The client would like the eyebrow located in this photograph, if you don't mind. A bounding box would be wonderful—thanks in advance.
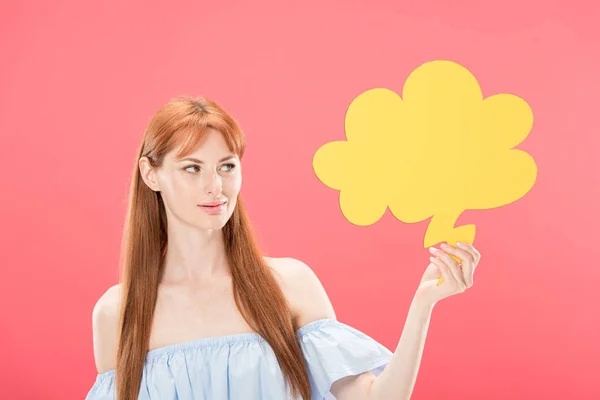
[178,155,237,164]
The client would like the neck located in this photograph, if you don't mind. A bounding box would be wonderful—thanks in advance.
[160,221,230,285]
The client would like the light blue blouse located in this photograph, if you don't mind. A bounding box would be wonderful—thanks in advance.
[85,318,393,400]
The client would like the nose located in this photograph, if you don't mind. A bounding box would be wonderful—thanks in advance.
[204,169,223,196]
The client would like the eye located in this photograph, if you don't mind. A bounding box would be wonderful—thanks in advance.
[183,164,200,173]
[221,163,236,172]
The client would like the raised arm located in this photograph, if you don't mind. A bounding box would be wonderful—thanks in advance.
[270,241,481,400]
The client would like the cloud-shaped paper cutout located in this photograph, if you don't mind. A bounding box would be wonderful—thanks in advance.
[313,60,537,252]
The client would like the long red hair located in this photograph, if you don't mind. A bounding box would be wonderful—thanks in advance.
[115,97,311,399]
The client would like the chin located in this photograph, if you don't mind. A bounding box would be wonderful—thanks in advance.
[192,201,236,230]
[196,214,233,231]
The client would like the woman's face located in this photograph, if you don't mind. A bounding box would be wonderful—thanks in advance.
[140,128,242,231]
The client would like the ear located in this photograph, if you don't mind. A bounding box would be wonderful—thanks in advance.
[138,156,161,192]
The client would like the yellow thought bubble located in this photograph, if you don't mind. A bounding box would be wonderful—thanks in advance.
[313,60,537,277]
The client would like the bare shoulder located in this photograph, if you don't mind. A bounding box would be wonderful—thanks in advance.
[264,256,336,328]
[91,284,122,374]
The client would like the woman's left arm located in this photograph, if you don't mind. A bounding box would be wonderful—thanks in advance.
[332,242,482,400]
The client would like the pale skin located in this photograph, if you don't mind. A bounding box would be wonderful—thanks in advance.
[92,128,481,400]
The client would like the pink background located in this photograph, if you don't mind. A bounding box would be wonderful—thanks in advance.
[1,0,599,398]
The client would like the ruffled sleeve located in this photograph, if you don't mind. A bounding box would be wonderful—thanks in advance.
[85,370,115,400]
[296,319,393,400]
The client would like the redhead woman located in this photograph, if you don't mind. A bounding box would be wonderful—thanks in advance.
[85,97,481,400]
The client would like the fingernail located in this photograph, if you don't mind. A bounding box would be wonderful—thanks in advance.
[441,243,449,249]
[456,242,464,247]
[429,247,438,253]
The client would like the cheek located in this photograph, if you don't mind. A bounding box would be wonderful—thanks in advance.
[159,174,199,205]
[224,173,242,194]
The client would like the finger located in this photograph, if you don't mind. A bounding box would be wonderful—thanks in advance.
[441,243,475,288]
[429,256,455,286]
[429,247,467,289]
[461,259,475,288]
[440,243,474,265]
[456,242,481,263]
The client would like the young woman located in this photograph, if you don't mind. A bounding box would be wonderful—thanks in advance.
[86,97,481,400]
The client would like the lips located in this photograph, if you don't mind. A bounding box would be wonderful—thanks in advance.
[198,200,227,215]
[200,201,226,207]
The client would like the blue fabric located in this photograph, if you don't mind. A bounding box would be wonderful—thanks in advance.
[85,318,393,400]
